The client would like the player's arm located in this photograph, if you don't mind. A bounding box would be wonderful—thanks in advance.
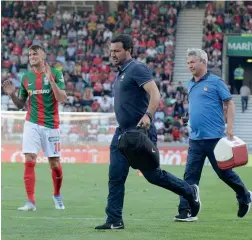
[223,99,235,133]
[134,64,160,128]
[50,82,67,103]
[2,80,27,109]
[45,63,67,103]
[142,81,161,118]
[217,79,235,139]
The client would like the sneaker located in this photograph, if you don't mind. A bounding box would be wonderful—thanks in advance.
[188,184,201,217]
[237,191,252,218]
[18,201,36,211]
[95,222,124,230]
[174,211,198,222]
[52,195,65,210]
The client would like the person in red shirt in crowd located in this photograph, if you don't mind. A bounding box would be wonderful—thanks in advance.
[91,99,101,112]
[146,38,156,48]
[215,14,224,28]
[99,62,110,73]
[12,43,22,55]
[93,81,104,96]
[215,31,223,41]
[81,61,90,73]
[151,2,159,15]
[96,2,105,15]
[172,126,181,141]
[93,54,102,66]
[213,39,222,50]
[233,13,241,24]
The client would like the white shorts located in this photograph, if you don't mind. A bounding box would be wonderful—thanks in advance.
[22,121,61,157]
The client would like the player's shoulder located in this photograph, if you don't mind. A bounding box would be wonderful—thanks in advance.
[51,67,64,83]
[131,60,149,71]
[50,67,63,75]
[133,60,147,67]
[206,72,226,85]
[207,72,222,81]
[20,71,32,82]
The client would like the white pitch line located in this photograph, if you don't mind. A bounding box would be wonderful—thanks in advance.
[11,216,252,223]
[13,216,164,222]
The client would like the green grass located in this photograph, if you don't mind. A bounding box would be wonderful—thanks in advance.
[2,163,252,240]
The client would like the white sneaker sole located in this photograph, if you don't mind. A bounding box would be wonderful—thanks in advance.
[242,191,252,218]
[174,216,198,222]
[193,184,201,216]
[18,206,36,211]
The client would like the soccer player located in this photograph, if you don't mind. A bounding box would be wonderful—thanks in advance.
[174,48,252,222]
[2,45,67,211]
[95,34,201,230]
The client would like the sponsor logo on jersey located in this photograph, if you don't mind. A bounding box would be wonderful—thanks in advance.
[59,76,64,82]
[43,76,49,85]
[28,89,50,96]
[48,136,60,142]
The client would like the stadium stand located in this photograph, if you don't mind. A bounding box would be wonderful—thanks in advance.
[203,1,252,73]
[1,1,252,143]
[1,1,190,143]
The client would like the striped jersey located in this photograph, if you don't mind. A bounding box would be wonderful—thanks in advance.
[19,68,65,129]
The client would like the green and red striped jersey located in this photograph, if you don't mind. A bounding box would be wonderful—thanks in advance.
[19,67,65,129]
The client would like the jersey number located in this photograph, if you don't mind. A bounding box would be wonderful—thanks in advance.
[54,142,60,152]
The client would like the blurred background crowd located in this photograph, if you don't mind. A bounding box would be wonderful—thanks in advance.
[1,1,252,144]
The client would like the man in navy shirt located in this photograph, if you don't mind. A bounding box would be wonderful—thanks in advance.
[174,48,252,222]
[95,35,201,230]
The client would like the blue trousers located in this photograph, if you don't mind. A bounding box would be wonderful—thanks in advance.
[106,126,194,223]
[178,139,251,213]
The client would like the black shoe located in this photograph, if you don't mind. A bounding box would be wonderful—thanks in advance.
[95,222,124,230]
[174,210,198,222]
[237,191,252,218]
[188,184,201,217]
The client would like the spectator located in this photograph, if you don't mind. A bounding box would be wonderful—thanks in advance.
[240,85,251,113]
[99,95,112,112]
[91,99,101,112]
[1,1,184,143]
[234,64,244,94]
[154,118,165,135]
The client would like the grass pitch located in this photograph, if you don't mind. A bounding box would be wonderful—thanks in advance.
[2,163,252,240]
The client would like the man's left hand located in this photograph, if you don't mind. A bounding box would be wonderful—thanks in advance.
[44,62,54,83]
[225,125,234,140]
[137,114,151,129]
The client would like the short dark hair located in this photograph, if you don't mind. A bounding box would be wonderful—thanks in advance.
[111,34,133,54]
[29,44,45,53]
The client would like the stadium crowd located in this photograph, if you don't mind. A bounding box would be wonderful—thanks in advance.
[1,1,251,143]
[203,1,252,71]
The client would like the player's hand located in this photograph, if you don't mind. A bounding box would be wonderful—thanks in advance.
[44,62,54,83]
[137,114,151,129]
[225,125,234,141]
[2,80,16,96]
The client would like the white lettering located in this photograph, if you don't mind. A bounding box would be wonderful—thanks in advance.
[30,89,50,96]
[228,42,252,51]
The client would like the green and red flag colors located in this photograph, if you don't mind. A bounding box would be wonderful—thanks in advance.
[19,68,65,129]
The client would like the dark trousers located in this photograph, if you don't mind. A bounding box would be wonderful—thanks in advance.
[178,139,250,213]
[235,80,243,94]
[241,96,248,112]
[106,126,194,223]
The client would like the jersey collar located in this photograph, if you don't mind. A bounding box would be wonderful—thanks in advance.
[117,59,134,73]
[191,71,210,83]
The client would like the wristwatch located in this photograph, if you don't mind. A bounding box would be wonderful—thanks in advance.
[145,112,153,122]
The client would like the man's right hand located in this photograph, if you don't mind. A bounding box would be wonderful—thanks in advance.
[2,80,16,96]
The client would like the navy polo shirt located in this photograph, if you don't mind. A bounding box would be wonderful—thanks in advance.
[188,73,232,140]
[114,59,152,130]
